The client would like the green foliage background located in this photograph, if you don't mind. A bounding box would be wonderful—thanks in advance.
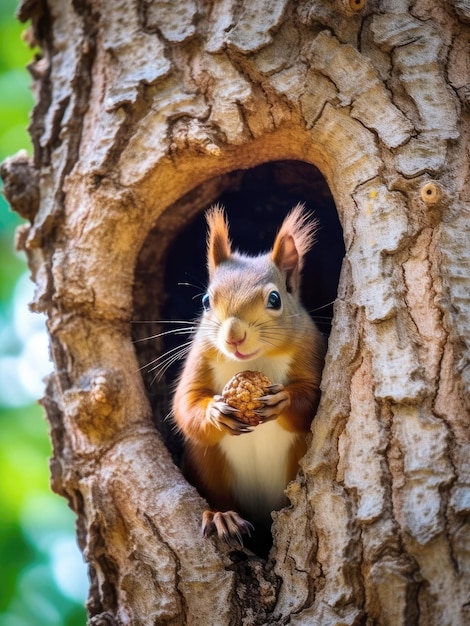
[0,2,87,624]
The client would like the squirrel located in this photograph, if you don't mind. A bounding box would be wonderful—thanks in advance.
[172,203,326,548]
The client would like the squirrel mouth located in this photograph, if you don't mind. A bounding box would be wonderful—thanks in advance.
[233,349,259,361]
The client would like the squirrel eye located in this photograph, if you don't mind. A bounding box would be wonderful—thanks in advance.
[267,290,282,310]
[202,293,210,311]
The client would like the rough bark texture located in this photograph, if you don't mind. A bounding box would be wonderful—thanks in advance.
[2,0,470,624]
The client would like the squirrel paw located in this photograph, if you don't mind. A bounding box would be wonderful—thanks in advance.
[255,384,290,420]
[202,510,254,547]
[208,396,253,435]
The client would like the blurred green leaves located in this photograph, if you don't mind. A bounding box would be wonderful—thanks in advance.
[0,2,88,624]
[0,0,33,200]
[0,0,31,306]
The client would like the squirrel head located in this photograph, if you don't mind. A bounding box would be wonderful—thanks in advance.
[202,204,317,362]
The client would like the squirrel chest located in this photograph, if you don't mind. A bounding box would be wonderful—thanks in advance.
[212,354,297,523]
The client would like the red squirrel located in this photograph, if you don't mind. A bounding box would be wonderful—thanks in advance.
[173,204,326,546]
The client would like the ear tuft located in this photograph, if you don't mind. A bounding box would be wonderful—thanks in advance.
[206,204,232,275]
[271,203,318,292]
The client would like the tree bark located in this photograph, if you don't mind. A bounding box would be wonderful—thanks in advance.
[2,0,470,624]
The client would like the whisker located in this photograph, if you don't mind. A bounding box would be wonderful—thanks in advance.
[150,348,191,385]
[259,336,286,344]
[259,337,278,349]
[162,409,174,424]
[151,353,183,376]
[132,327,196,343]
[177,273,206,291]
[308,300,337,313]
[159,345,191,373]
[130,320,195,325]
[199,320,221,334]
[139,342,192,373]
[148,343,193,371]
[178,281,204,290]
[259,326,291,337]
[250,314,265,328]
[144,344,193,385]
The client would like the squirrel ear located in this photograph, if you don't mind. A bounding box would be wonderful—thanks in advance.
[271,234,300,293]
[271,204,317,293]
[206,204,231,275]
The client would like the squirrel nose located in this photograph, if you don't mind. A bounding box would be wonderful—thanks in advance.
[226,332,246,347]
[223,318,247,347]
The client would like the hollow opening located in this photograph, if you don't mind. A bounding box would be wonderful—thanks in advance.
[132,160,345,539]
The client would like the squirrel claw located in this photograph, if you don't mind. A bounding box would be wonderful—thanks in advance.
[202,510,254,547]
[254,386,290,419]
[209,399,253,434]
[266,384,285,394]
[212,398,240,415]
[220,415,253,435]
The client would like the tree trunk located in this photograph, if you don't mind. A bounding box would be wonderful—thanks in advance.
[3,0,469,624]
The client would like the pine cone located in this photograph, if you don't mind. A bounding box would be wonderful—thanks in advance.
[222,370,272,426]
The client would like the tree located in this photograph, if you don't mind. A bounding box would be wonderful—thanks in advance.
[2,0,469,624]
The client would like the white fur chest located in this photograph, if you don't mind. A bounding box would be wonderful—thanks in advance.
[213,353,296,523]
[219,419,298,523]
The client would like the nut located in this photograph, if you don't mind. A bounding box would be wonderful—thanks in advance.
[222,370,272,425]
